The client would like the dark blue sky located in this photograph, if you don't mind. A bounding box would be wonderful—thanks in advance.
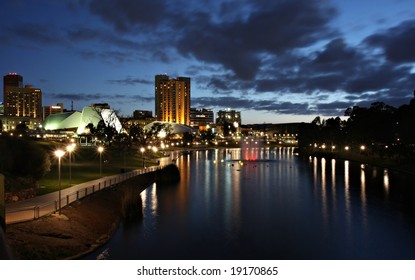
[1,0,414,123]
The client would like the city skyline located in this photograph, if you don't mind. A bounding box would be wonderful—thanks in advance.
[1,0,415,124]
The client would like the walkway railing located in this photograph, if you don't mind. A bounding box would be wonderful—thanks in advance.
[5,166,163,225]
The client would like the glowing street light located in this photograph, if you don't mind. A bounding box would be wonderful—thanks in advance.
[66,144,75,186]
[360,145,366,155]
[140,147,145,168]
[54,149,65,215]
[98,146,104,176]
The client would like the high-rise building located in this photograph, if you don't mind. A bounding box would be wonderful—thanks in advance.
[155,74,191,125]
[3,72,23,89]
[3,73,42,119]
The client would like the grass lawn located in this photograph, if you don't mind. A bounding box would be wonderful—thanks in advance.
[37,145,161,195]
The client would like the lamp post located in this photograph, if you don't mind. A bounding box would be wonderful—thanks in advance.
[66,144,75,186]
[54,149,65,215]
[360,145,366,155]
[98,146,104,176]
[140,147,145,168]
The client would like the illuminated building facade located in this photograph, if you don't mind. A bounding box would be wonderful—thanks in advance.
[43,103,64,120]
[190,108,214,128]
[216,109,241,127]
[3,73,42,119]
[155,74,190,125]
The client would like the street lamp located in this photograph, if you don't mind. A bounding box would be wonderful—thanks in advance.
[54,149,65,215]
[360,145,366,155]
[66,144,75,186]
[98,146,104,176]
[140,147,145,168]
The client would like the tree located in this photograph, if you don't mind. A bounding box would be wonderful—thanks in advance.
[128,122,172,148]
[0,135,51,191]
[84,123,96,134]
[200,128,216,144]
[143,122,172,146]
[222,121,236,137]
[182,132,195,147]
[89,107,122,145]
[15,122,28,136]
[128,124,147,146]
[344,103,396,145]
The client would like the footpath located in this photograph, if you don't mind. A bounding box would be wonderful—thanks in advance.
[5,167,161,224]
[4,169,157,260]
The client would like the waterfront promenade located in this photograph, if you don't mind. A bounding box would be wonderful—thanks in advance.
[5,166,161,225]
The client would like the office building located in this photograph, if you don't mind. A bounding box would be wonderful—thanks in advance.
[216,109,241,127]
[3,72,23,89]
[43,103,64,120]
[3,73,42,119]
[155,74,190,125]
[133,110,153,119]
[190,108,214,128]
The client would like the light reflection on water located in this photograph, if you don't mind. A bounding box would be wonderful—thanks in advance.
[85,147,415,260]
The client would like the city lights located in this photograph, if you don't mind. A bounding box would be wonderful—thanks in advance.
[97,146,104,176]
[54,149,65,215]
[140,147,145,168]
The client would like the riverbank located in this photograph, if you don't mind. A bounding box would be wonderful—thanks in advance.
[5,172,155,260]
[299,148,415,176]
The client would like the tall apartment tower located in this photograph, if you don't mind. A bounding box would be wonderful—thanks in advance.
[155,74,191,125]
[3,73,42,119]
[3,72,23,89]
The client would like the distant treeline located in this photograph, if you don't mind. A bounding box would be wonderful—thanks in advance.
[298,97,415,161]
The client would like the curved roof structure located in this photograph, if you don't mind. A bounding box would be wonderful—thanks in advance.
[43,112,80,131]
[43,107,123,134]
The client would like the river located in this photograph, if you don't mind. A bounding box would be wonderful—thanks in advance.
[85,147,415,260]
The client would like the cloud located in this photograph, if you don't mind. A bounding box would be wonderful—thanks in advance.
[8,23,67,46]
[175,0,337,80]
[88,0,169,32]
[192,96,315,115]
[85,0,337,80]
[48,92,154,103]
[364,20,415,63]
[107,77,152,86]
[315,101,351,114]
[3,0,415,122]
[77,49,137,63]
[48,93,105,101]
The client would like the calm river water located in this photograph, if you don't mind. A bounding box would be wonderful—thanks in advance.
[86,147,415,260]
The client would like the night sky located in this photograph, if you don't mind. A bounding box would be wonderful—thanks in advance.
[1,0,414,124]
